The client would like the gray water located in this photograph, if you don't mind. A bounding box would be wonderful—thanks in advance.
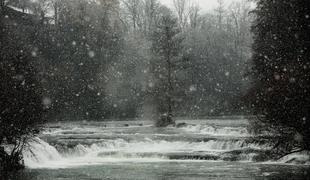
[8,119,310,179]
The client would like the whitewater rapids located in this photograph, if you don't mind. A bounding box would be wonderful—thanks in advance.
[22,119,309,169]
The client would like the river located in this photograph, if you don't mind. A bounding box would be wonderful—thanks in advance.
[8,118,310,179]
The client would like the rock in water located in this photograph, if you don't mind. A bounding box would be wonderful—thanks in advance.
[156,114,175,127]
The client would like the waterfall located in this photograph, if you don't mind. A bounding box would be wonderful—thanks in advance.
[180,124,250,137]
[23,138,63,168]
[22,138,266,168]
[22,120,307,169]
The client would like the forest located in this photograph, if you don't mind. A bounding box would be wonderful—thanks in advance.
[1,0,309,175]
[1,0,253,122]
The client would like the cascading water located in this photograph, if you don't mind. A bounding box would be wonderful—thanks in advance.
[180,124,250,137]
[21,120,309,169]
[23,138,63,168]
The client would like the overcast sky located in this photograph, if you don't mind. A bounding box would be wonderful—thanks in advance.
[160,0,246,12]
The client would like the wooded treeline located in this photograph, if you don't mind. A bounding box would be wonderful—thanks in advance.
[120,0,253,119]
[1,3,44,171]
[1,0,254,122]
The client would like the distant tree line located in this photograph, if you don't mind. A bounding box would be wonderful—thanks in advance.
[1,0,255,123]
[120,0,254,119]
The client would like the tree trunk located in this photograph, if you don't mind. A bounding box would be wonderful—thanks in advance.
[165,25,173,118]
[167,54,172,117]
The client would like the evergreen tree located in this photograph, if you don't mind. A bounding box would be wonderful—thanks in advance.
[151,10,183,126]
[0,9,43,171]
[250,0,310,152]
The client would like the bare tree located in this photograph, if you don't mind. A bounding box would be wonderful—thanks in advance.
[215,0,225,30]
[189,2,200,29]
[173,0,191,31]
[122,0,142,30]
[51,0,60,25]
[229,0,252,60]
[143,0,160,34]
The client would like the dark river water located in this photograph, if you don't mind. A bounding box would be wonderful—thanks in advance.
[4,119,310,180]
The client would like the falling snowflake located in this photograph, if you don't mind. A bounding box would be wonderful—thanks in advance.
[274,74,281,80]
[31,51,37,57]
[189,85,197,92]
[148,82,154,88]
[289,77,296,83]
[88,51,95,58]
[42,97,52,108]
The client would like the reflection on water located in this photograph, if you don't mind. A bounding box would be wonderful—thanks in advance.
[5,162,310,180]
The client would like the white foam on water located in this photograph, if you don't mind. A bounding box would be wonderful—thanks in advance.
[19,120,310,170]
[65,139,262,154]
[23,138,166,169]
[23,138,63,168]
[180,124,250,137]
[23,136,267,169]
[25,120,305,169]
